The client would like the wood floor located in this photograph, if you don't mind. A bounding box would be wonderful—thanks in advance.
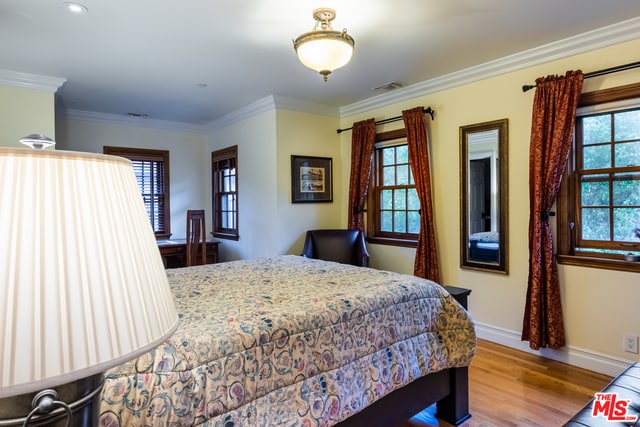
[397,339,613,427]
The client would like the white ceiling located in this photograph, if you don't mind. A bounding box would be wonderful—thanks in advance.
[1,0,640,125]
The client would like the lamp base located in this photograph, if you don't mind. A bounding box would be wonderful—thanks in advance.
[0,373,103,426]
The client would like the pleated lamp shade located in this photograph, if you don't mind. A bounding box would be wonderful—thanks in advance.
[0,147,179,399]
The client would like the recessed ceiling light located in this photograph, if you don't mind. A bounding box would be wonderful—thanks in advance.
[197,83,208,88]
[63,2,88,14]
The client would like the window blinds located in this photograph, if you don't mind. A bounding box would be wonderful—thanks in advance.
[132,159,165,233]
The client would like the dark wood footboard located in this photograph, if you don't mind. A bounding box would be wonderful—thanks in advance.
[336,366,470,427]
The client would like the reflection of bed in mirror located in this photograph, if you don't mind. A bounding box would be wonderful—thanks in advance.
[469,231,499,263]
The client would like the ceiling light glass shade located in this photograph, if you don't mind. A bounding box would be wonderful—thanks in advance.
[293,8,355,81]
[295,35,354,78]
[0,148,179,398]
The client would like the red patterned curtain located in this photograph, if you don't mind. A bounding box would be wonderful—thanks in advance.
[402,107,440,283]
[522,70,584,350]
[347,118,376,231]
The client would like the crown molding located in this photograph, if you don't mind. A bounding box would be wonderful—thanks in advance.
[206,96,276,132]
[58,109,208,134]
[206,95,339,132]
[60,94,339,133]
[0,69,66,92]
[272,96,340,118]
[340,16,640,117]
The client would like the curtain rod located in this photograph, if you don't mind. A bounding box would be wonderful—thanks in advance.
[521,60,640,92]
[336,106,434,134]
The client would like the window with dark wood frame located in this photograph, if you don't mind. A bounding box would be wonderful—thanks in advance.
[367,129,419,247]
[557,82,640,273]
[103,146,171,239]
[212,145,239,240]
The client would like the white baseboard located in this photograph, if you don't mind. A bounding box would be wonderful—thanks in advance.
[474,321,634,377]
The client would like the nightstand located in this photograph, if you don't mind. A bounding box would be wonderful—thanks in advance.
[443,286,471,310]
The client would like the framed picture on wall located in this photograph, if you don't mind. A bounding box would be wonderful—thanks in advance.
[291,155,333,203]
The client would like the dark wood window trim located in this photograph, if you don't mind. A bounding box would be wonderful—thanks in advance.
[367,128,418,248]
[212,145,239,241]
[556,82,640,273]
[103,146,171,239]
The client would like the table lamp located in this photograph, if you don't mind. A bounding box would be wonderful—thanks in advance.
[0,147,179,425]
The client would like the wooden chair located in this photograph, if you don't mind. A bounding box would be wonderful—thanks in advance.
[186,209,206,267]
[301,229,370,267]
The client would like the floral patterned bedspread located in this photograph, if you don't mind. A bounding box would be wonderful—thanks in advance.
[100,255,476,426]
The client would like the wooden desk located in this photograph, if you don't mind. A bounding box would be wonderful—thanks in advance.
[157,239,219,268]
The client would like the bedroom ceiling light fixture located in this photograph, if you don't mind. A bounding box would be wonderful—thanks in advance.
[0,147,178,425]
[293,8,355,82]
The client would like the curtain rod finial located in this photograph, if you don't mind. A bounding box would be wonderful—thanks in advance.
[522,84,536,92]
[424,106,434,120]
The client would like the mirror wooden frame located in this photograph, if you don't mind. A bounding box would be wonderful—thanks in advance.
[459,118,509,273]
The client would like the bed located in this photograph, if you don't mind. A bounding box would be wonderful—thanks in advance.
[99,255,476,426]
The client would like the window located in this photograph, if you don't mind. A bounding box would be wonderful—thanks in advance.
[367,129,419,247]
[103,146,170,238]
[557,83,640,272]
[212,145,239,240]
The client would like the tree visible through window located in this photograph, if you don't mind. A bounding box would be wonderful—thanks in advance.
[212,145,239,240]
[557,83,640,271]
[103,146,171,238]
[578,109,640,244]
[367,130,419,246]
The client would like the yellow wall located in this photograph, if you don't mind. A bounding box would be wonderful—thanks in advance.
[0,86,56,147]
[208,110,279,260]
[339,38,640,372]
[275,109,343,254]
[55,117,209,239]
[208,107,342,260]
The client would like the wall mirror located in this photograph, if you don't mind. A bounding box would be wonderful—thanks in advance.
[460,118,508,273]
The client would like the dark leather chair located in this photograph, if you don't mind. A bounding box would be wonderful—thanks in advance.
[186,209,206,267]
[301,229,370,267]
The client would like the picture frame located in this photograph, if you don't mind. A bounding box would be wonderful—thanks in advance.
[291,155,333,203]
